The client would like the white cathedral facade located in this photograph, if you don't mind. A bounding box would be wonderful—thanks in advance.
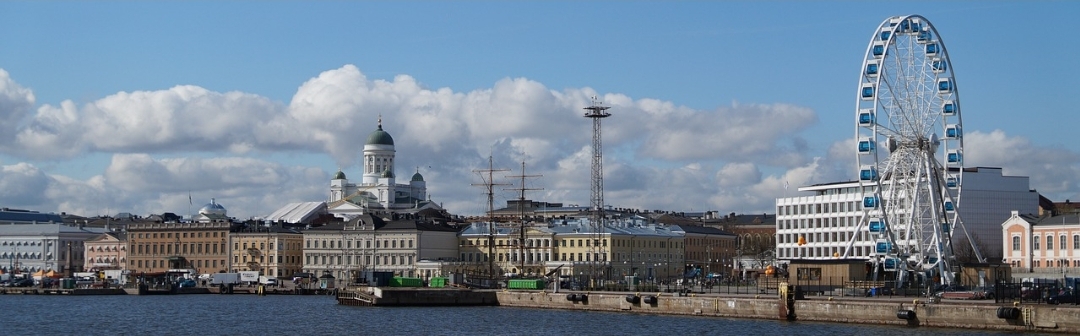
[326,118,441,219]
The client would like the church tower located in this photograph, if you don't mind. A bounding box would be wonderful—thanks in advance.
[362,116,396,185]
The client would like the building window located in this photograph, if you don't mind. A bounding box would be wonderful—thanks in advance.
[1034,236,1040,250]
[1047,235,1054,250]
[1074,235,1080,250]
[1012,236,1021,251]
[1061,236,1068,253]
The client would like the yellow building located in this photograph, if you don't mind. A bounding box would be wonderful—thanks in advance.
[459,219,685,283]
[458,223,556,277]
[230,226,304,278]
[126,222,231,274]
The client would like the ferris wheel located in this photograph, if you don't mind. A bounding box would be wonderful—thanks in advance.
[849,15,983,286]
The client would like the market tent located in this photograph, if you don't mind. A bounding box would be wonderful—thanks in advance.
[45,270,61,278]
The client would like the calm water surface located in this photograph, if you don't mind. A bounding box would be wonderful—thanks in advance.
[0,295,1048,335]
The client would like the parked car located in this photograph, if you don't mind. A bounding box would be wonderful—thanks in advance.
[973,286,995,300]
[8,278,34,287]
[177,279,198,288]
[1047,288,1076,305]
[933,285,967,297]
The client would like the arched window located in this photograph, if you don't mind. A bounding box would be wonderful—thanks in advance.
[1012,236,1021,251]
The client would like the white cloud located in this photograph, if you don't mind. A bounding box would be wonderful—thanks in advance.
[0,66,1076,218]
[0,69,36,149]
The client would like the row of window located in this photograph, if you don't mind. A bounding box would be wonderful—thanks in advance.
[132,243,225,255]
[236,255,299,264]
[778,200,863,216]
[462,238,685,249]
[306,238,413,249]
[1009,259,1080,268]
[305,254,413,266]
[778,232,870,245]
[778,217,862,230]
[130,259,224,269]
[777,246,870,259]
[134,231,222,239]
[1011,235,1080,251]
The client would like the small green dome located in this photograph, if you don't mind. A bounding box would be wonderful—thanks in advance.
[333,170,347,180]
[411,172,424,182]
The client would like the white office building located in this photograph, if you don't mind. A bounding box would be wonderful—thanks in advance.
[775,167,1037,262]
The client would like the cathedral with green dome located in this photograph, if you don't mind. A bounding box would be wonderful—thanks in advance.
[326,117,440,218]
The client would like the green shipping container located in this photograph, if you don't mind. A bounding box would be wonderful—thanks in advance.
[389,276,424,287]
[507,279,546,290]
[428,277,447,288]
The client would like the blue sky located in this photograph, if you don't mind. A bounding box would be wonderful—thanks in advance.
[0,2,1077,219]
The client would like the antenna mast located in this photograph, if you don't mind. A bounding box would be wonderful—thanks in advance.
[583,97,612,287]
[506,161,542,277]
[473,155,509,282]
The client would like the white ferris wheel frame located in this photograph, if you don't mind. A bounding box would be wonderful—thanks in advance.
[844,15,984,285]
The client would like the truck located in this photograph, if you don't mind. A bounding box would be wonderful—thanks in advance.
[239,271,259,283]
[258,276,278,286]
[102,270,130,285]
[210,273,241,285]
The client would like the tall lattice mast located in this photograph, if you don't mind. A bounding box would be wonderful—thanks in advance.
[584,97,611,285]
[473,155,509,281]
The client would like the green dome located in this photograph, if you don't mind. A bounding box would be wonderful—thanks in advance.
[366,124,395,146]
[411,172,424,182]
[333,170,346,180]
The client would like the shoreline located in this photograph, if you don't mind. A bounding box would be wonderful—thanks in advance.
[493,290,1077,334]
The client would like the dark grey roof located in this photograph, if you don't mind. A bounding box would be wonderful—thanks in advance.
[0,209,64,223]
[670,224,736,236]
[1034,213,1080,226]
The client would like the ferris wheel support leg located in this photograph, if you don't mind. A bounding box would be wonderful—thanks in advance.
[842,214,872,258]
[953,218,986,263]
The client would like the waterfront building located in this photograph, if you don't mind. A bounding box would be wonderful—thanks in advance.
[457,222,556,277]
[326,118,443,218]
[0,209,102,275]
[302,214,459,281]
[775,167,1037,263]
[126,221,231,274]
[455,216,689,282]
[84,231,127,271]
[1001,211,1080,276]
[229,225,303,278]
[670,225,736,278]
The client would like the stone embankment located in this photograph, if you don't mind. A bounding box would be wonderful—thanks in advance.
[495,291,1079,334]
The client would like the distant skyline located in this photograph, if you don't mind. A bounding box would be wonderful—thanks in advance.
[0,2,1078,219]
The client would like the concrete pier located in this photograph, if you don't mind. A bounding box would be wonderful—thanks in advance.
[495,291,1080,334]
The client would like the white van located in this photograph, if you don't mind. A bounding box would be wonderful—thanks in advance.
[259,276,278,286]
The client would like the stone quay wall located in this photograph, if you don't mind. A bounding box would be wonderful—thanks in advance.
[495,291,1080,334]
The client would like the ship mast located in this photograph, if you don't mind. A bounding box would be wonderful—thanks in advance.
[506,161,542,276]
[473,155,508,282]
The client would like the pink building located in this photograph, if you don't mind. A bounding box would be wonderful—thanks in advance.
[84,232,127,271]
[1001,211,1080,273]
